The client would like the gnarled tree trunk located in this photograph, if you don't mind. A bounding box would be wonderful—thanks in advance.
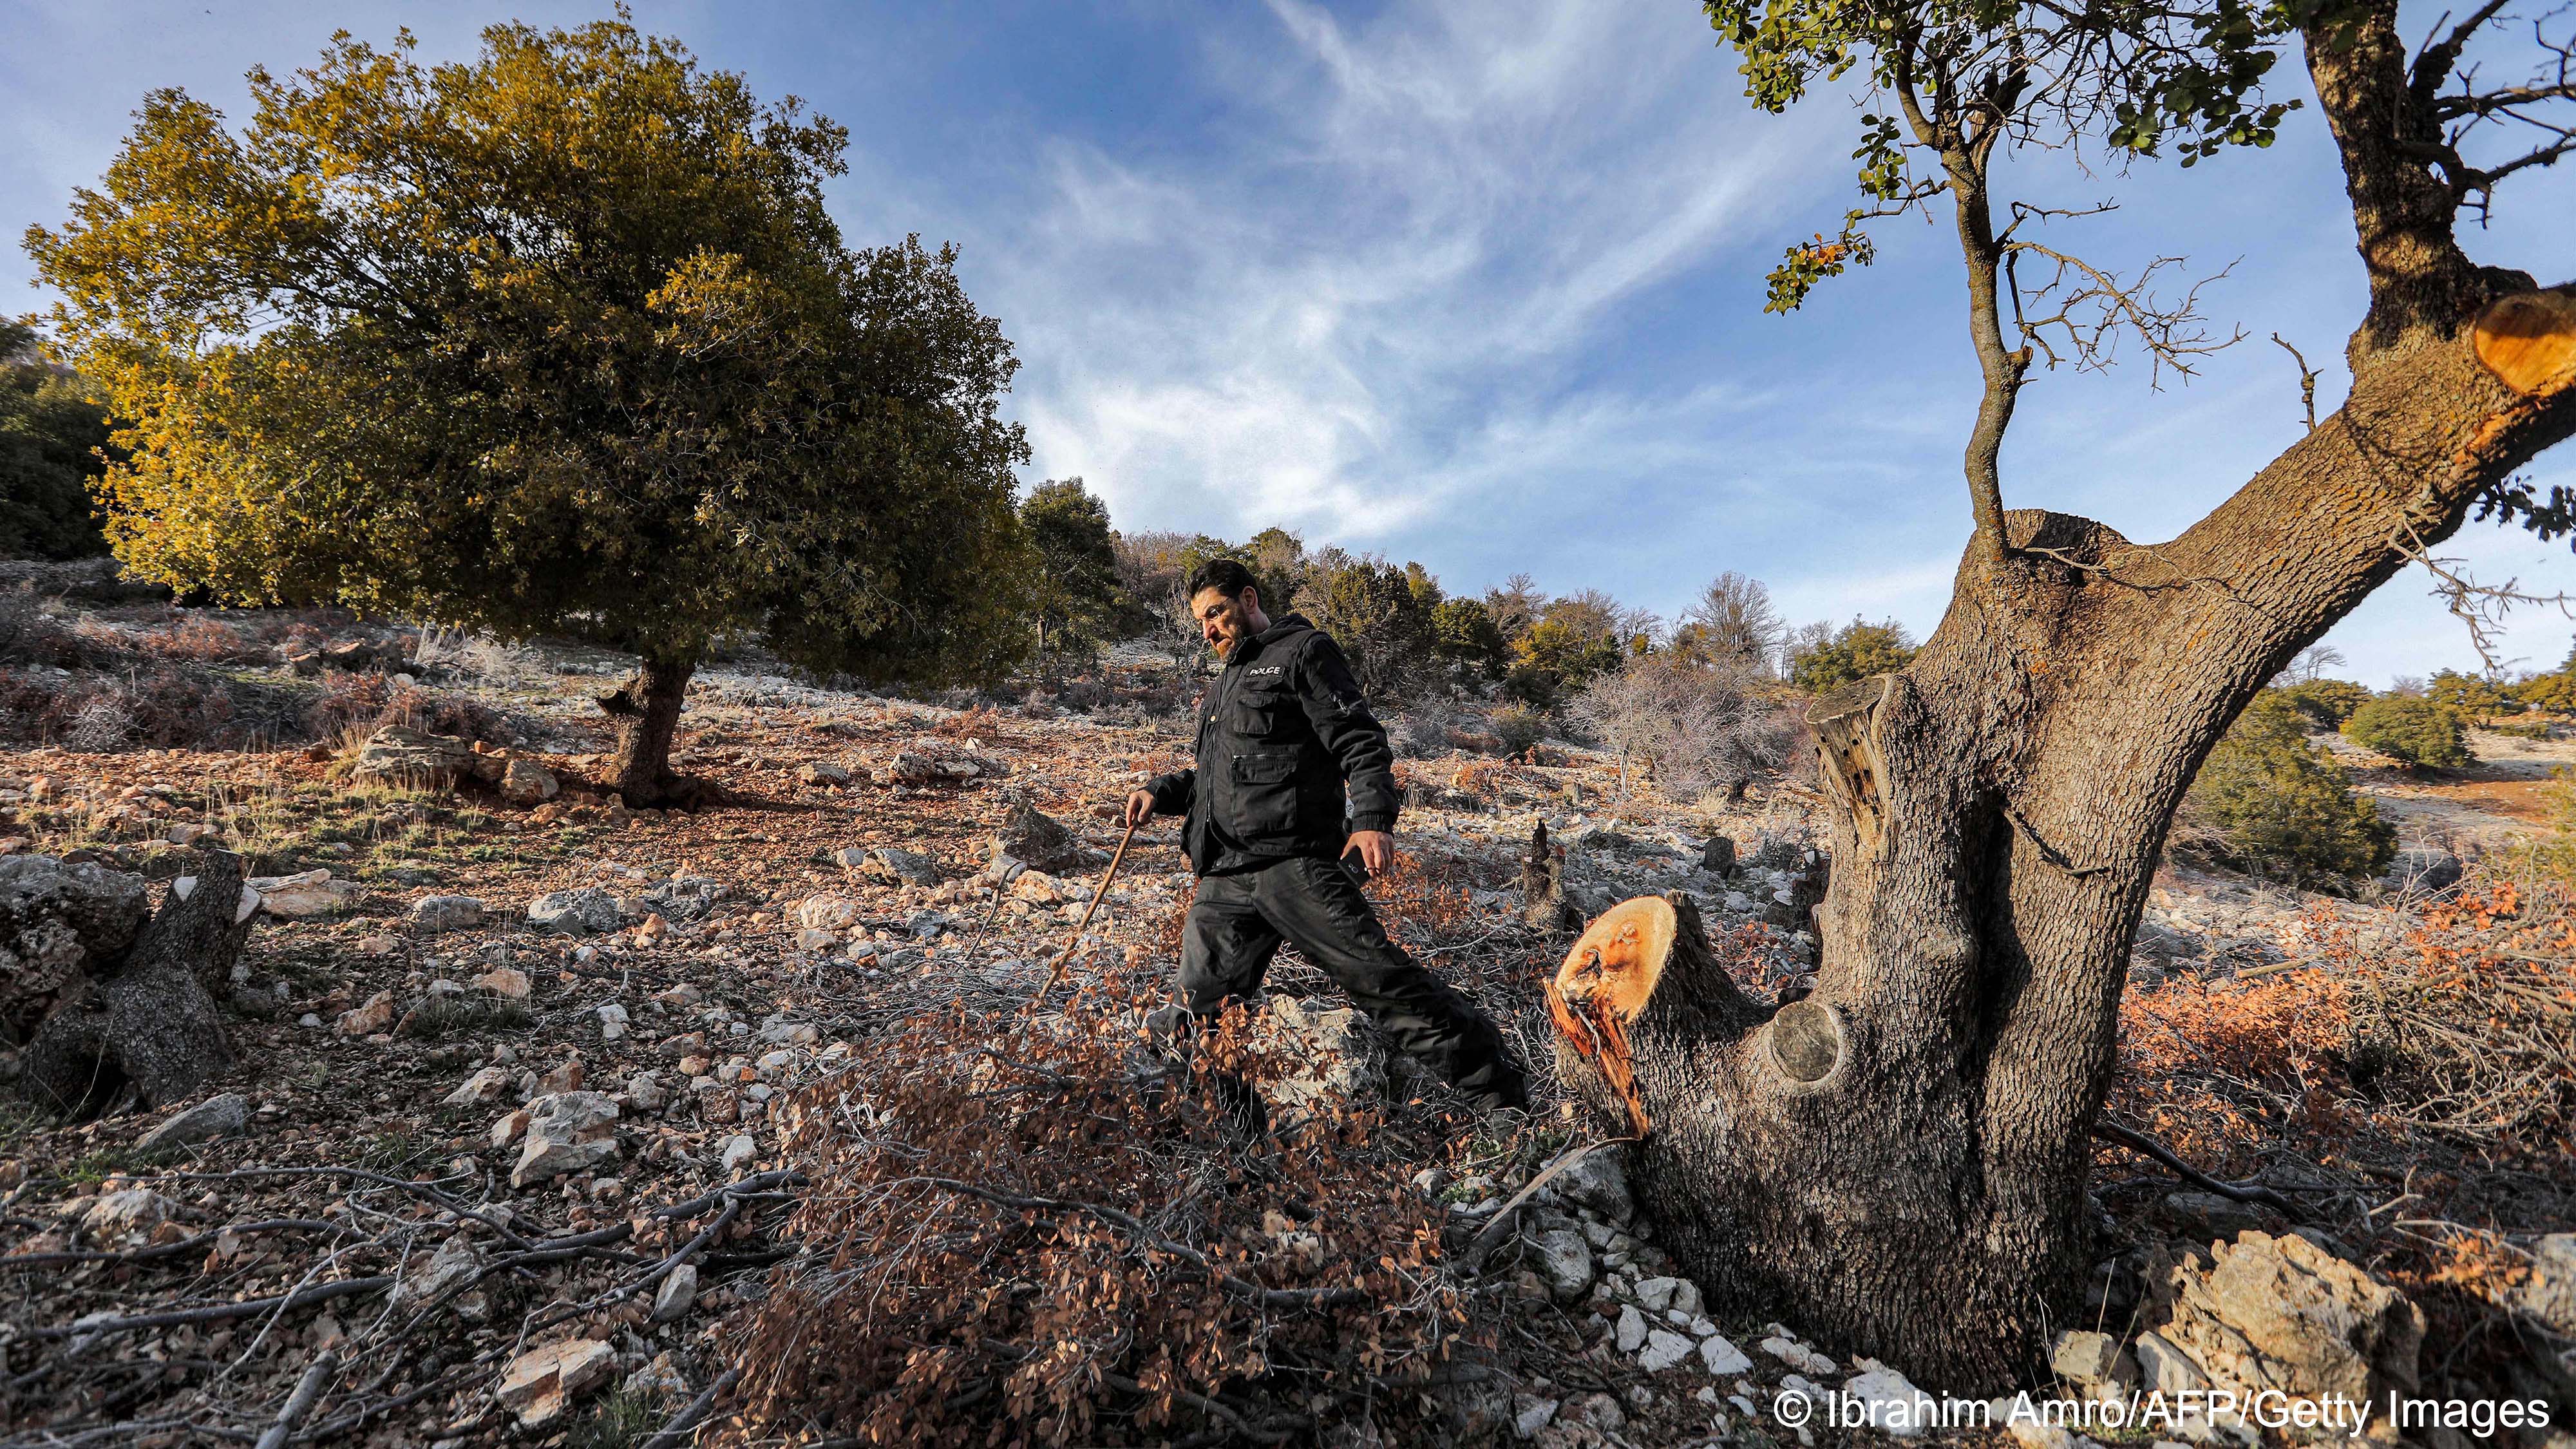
[1553,278,2576,1388]
[22,849,257,1117]
[599,650,704,808]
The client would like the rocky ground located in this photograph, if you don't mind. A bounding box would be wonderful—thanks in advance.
[0,585,2570,1448]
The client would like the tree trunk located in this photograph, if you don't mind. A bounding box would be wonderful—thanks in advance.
[22,849,256,1116]
[1550,285,2576,1390]
[598,651,705,809]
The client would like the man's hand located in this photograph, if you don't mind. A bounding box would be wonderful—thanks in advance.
[1342,829,1394,876]
[1123,789,1157,828]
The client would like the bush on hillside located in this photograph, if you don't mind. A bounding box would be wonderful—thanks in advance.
[2182,694,2396,887]
[1786,617,1916,692]
[1566,653,1796,801]
[2277,677,2372,730]
[2343,696,2473,770]
[2425,668,2512,716]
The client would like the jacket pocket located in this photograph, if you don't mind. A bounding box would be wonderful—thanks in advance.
[1227,684,1300,739]
[1231,752,1300,837]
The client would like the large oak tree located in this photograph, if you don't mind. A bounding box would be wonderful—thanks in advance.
[26,19,1034,803]
[1549,0,2576,1389]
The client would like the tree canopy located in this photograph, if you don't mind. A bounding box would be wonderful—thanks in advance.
[25,19,1034,729]
[0,322,110,560]
[1021,478,1124,667]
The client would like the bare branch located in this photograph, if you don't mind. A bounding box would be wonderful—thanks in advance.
[2391,522,2576,669]
[2000,231,2244,383]
[2271,332,2321,430]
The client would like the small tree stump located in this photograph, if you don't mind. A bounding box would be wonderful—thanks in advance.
[21,849,258,1117]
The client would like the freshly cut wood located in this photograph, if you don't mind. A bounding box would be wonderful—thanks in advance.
[1547,893,1763,1139]
[2472,287,2576,397]
[1553,896,1679,1021]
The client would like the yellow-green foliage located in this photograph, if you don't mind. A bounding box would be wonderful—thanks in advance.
[1787,618,1917,692]
[25,18,1033,685]
[2425,668,2512,716]
[2187,694,2396,886]
[2342,696,2473,769]
[2275,677,2371,730]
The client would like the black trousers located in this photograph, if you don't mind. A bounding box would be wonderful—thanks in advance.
[1177,855,1526,1108]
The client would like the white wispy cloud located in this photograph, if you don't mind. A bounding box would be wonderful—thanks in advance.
[964,0,1848,545]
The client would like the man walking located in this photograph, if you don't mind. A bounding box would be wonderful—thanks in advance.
[1126,559,1529,1112]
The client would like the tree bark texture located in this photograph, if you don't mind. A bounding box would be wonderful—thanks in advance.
[600,652,705,809]
[1553,278,2576,1389]
[22,849,255,1117]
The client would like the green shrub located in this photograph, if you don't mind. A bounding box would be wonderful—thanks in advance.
[2342,696,2473,769]
[2510,668,2576,715]
[1786,618,1916,692]
[2185,695,2395,886]
[2425,668,2512,716]
[1491,704,1548,760]
[2276,678,2371,730]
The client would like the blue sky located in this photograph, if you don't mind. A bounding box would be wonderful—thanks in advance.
[5,0,2571,685]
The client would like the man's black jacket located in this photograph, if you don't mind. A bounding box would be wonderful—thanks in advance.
[1144,612,1400,876]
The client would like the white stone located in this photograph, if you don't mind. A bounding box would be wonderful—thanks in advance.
[1616,1304,1649,1352]
[135,1092,249,1151]
[1700,1334,1754,1376]
[392,1235,480,1310]
[409,895,485,931]
[1530,1227,1593,1303]
[1843,1363,1935,1438]
[442,1067,515,1107]
[2132,1331,2210,1395]
[1638,1329,1694,1372]
[509,1092,620,1188]
[719,1134,757,1173]
[496,1338,616,1428]
[1511,1395,1558,1438]
[1633,1275,1679,1312]
[651,1263,698,1323]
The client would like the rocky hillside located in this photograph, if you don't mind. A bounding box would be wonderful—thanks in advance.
[1,592,2570,1447]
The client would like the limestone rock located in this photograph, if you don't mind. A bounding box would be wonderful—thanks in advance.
[1530,1227,1594,1303]
[651,1263,698,1323]
[719,1134,757,1173]
[496,1337,616,1428]
[798,761,852,785]
[527,887,623,935]
[351,726,480,788]
[391,1235,480,1310]
[471,965,531,999]
[1843,1361,1933,1438]
[2052,1329,2121,1384]
[1616,1304,1649,1352]
[1637,1328,1695,1372]
[1699,1334,1753,1375]
[1544,1148,1633,1223]
[245,869,359,919]
[991,793,1094,874]
[510,1090,620,1188]
[858,847,941,886]
[2519,1233,2576,1337]
[335,990,395,1037]
[410,895,485,932]
[134,1092,249,1151]
[498,759,558,804]
[797,894,862,932]
[1254,995,1385,1113]
[2146,1231,2423,1425]
[80,1187,178,1239]
[444,1066,516,1106]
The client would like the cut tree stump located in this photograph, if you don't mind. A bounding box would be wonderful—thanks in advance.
[21,849,258,1117]
[1517,820,1582,934]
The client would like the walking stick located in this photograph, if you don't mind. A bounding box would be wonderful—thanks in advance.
[1027,817,1139,1005]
